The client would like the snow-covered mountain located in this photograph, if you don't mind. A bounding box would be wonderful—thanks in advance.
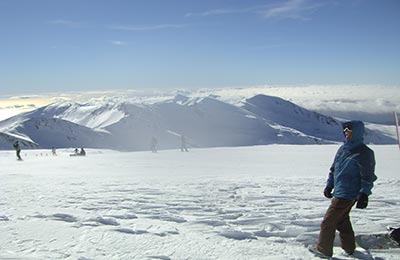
[241,95,395,144]
[0,112,111,150]
[0,94,396,150]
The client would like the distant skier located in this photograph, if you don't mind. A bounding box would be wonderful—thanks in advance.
[51,147,57,156]
[180,135,188,152]
[309,121,377,258]
[150,137,158,153]
[13,141,22,160]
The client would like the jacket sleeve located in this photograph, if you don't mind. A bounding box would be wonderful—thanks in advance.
[326,164,334,189]
[326,146,342,189]
[359,148,377,195]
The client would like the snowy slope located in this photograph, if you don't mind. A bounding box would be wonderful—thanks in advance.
[242,95,396,144]
[0,94,397,150]
[0,132,38,150]
[26,101,127,130]
[15,117,111,149]
[0,145,399,260]
[154,95,329,146]
[0,114,111,150]
[242,95,343,140]
[102,102,179,151]
[102,95,337,151]
[153,95,279,147]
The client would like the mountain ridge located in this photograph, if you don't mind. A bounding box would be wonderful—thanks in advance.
[0,94,396,150]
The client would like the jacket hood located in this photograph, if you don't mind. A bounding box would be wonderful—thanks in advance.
[343,120,365,149]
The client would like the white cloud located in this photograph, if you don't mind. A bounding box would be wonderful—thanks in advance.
[185,0,324,20]
[260,0,322,20]
[108,24,186,31]
[185,8,249,17]
[110,40,128,46]
[47,20,83,27]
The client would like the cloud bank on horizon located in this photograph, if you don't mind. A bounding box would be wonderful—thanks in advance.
[0,85,399,124]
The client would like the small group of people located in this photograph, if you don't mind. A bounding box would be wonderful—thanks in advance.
[73,147,86,156]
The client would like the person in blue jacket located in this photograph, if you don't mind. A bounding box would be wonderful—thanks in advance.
[309,120,377,258]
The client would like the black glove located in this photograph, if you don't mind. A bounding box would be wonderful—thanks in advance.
[324,187,333,198]
[356,193,369,209]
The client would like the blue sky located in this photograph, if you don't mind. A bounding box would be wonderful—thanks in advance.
[0,0,399,95]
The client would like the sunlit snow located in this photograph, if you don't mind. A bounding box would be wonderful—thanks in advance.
[1,145,399,259]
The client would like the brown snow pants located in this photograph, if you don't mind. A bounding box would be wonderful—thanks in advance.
[317,197,356,257]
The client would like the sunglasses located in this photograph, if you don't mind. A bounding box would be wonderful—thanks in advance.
[343,124,352,132]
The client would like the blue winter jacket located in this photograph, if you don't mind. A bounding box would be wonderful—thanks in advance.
[326,121,377,200]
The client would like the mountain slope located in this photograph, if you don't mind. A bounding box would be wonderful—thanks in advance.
[242,94,396,144]
[17,117,111,149]
[242,95,343,141]
[0,132,39,150]
[0,115,110,150]
[26,102,127,130]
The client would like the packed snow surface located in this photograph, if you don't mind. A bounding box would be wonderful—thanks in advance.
[0,145,399,260]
